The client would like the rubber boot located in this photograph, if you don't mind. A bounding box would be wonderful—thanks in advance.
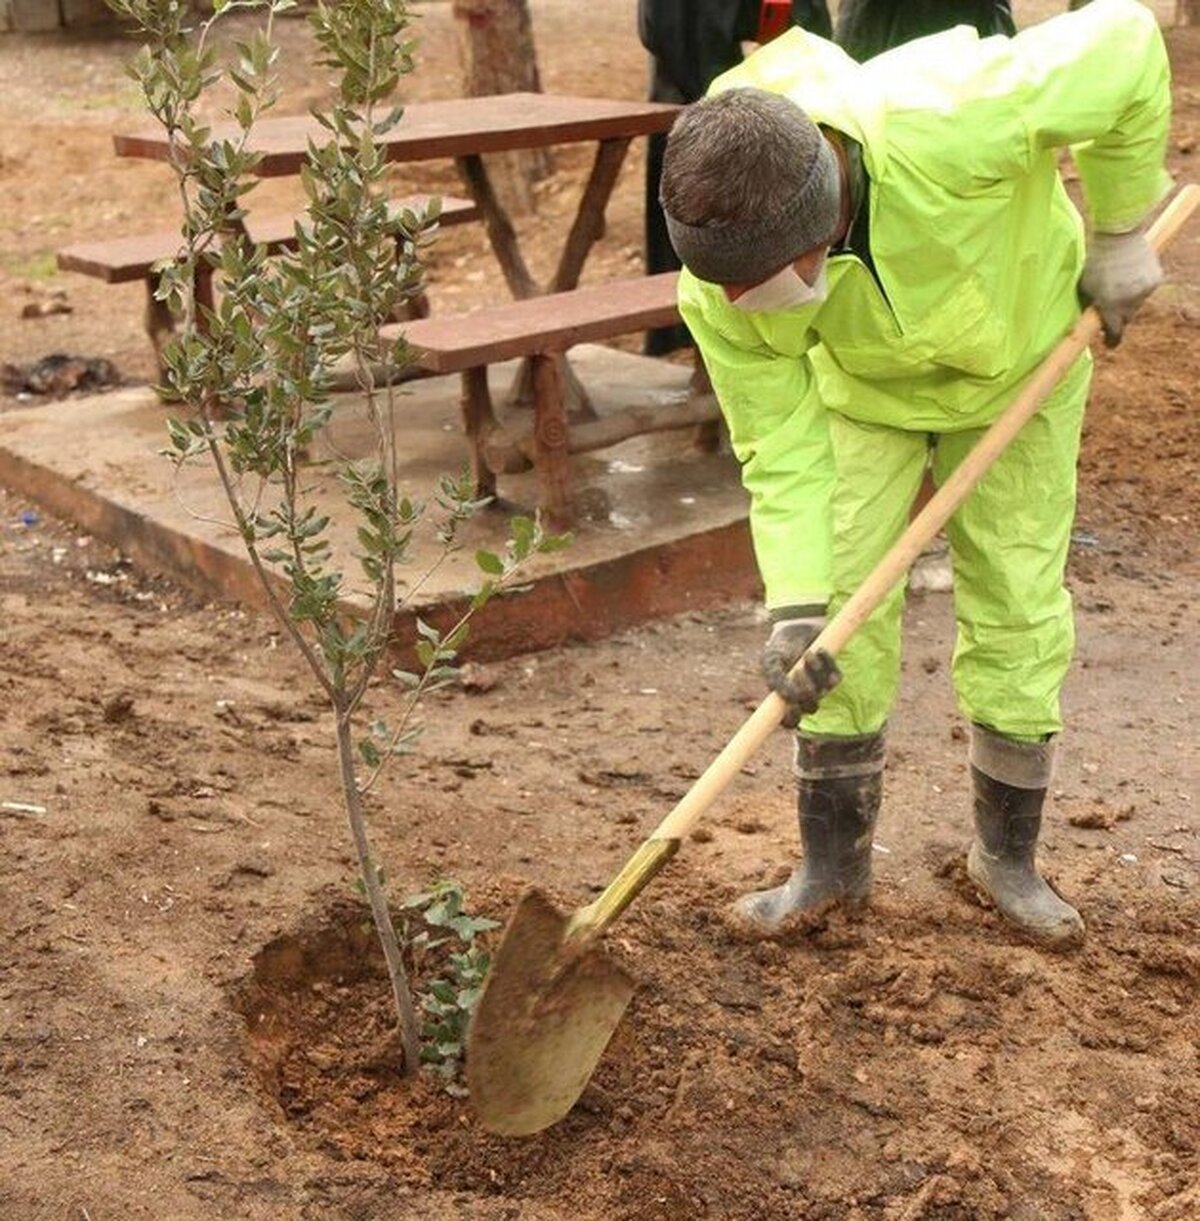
[966,726,1084,947]
[734,732,884,932]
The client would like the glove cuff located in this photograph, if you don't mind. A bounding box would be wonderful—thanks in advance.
[769,603,827,623]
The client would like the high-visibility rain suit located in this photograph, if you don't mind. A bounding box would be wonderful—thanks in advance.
[677,0,1172,741]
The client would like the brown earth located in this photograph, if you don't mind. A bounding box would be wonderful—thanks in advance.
[1,4,1199,1220]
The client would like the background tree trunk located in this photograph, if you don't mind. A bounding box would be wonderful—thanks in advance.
[452,0,551,215]
[1179,0,1198,28]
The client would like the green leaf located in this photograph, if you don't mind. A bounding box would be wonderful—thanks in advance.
[539,532,573,553]
[429,979,456,1005]
[391,726,424,755]
[166,417,192,453]
[474,549,504,576]
[447,914,501,940]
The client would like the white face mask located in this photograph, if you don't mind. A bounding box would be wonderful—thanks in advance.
[732,261,828,313]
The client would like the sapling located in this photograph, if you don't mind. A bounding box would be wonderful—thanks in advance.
[110,0,566,1076]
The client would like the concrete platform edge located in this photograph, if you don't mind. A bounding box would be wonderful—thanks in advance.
[394,518,761,662]
[0,431,762,662]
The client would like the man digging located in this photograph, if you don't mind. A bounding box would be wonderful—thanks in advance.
[660,0,1172,946]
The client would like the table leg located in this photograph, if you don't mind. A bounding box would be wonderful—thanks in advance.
[144,275,175,379]
[460,366,499,500]
[195,263,216,317]
[458,141,632,421]
[507,352,592,420]
[549,138,630,293]
[514,138,631,420]
[454,153,539,301]
[455,139,635,471]
[530,353,572,528]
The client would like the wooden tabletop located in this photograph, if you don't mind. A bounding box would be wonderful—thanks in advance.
[114,92,681,177]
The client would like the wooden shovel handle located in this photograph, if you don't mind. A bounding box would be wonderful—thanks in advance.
[572,184,1199,938]
[815,185,1199,659]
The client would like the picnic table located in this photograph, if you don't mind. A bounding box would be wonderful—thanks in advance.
[110,92,696,526]
[114,92,679,304]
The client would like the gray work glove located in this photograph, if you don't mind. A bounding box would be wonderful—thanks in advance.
[1079,228,1162,348]
[761,606,842,728]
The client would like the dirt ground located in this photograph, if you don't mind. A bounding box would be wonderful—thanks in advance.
[1,3,1199,1219]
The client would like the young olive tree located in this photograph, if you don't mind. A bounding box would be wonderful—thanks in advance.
[110,0,565,1076]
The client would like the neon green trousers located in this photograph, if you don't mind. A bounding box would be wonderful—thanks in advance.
[802,354,1092,742]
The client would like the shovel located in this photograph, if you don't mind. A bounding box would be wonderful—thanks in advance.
[467,183,1200,1137]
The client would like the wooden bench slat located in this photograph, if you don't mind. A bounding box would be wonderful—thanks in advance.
[57,230,198,283]
[56,194,480,282]
[394,272,682,373]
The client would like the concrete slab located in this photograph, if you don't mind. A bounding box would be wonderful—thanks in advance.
[0,345,761,658]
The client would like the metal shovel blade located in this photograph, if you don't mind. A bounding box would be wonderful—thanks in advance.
[467,888,635,1136]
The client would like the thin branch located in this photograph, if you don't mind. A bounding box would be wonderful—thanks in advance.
[356,556,529,799]
[168,458,243,534]
[391,539,458,609]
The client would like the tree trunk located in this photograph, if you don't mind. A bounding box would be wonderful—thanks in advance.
[1179,0,1199,27]
[452,0,551,214]
[333,702,423,1076]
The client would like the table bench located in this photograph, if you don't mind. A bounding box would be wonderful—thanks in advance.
[56,194,480,369]
[389,271,719,526]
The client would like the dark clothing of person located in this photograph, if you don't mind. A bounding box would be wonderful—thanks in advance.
[638,0,755,104]
[835,1,1015,63]
[637,0,832,99]
[640,1,832,354]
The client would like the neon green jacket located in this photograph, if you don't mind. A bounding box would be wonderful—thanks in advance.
[677,0,1172,610]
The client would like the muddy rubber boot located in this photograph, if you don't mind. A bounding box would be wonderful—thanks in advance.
[734,732,884,933]
[965,726,1084,948]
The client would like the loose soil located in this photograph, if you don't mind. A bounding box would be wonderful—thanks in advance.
[1,4,1198,1219]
